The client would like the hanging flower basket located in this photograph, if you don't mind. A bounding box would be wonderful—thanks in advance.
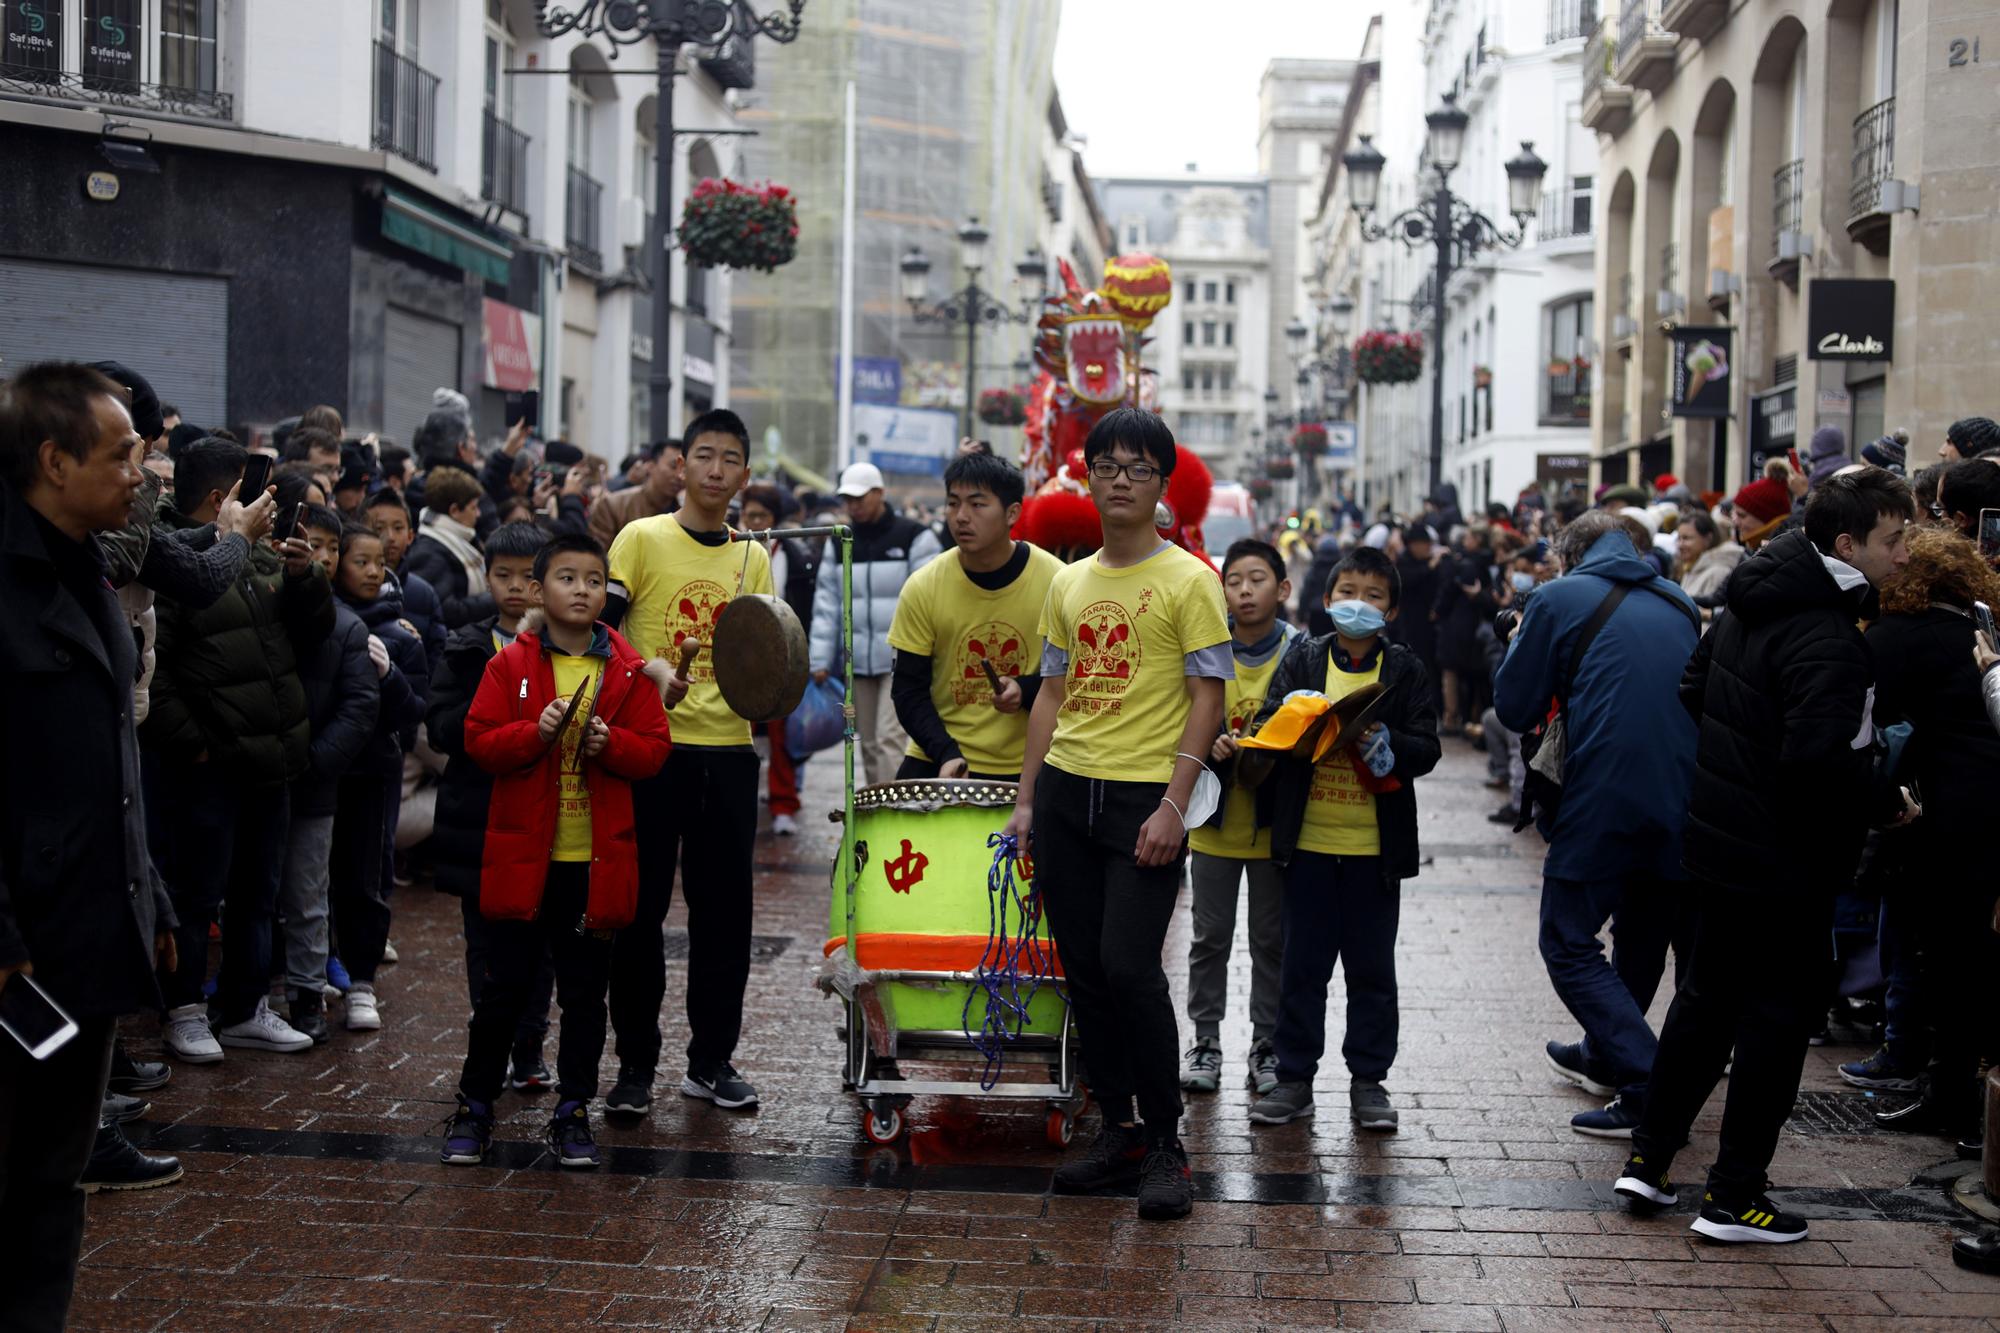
[1265,455,1295,480]
[1247,477,1275,501]
[1291,423,1329,456]
[1473,365,1493,388]
[678,178,799,273]
[1353,330,1424,385]
[976,386,1027,426]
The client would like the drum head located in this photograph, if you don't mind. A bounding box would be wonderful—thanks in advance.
[712,594,809,723]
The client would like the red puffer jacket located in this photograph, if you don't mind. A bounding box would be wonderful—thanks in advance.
[464,625,671,928]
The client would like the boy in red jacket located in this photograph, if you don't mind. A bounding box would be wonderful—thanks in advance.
[441,533,672,1168]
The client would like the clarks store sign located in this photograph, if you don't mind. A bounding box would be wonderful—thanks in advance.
[1807,279,1894,361]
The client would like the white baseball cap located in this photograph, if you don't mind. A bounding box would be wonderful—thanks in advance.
[837,461,886,496]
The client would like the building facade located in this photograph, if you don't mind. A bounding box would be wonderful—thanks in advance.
[1583,0,1999,491]
[1259,59,1356,405]
[0,0,742,458]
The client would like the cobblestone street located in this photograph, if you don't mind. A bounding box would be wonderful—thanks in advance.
[77,741,2000,1330]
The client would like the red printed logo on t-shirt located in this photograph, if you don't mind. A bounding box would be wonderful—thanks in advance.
[664,579,729,682]
[952,620,1028,705]
[1066,599,1139,715]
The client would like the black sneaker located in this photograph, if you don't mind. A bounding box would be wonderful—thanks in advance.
[288,992,329,1046]
[107,1043,171,1094]
[81,1123,183,1193]
[1052,1121,1146,1193]
[101,1090,150,1125]
[439,1097,494,1165]
[604,1071,653,1117]
[1613,1152,1678,1208]
[681,1063,759,1110]
[1691,1191,1808,1244]
[509,1051,552,1092]
[1135,1139,1193,1221]
[546,1099,600,1168]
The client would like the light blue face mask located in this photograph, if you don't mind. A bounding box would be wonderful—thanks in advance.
[1511,572,1537,595]
[1328,599,1387,638]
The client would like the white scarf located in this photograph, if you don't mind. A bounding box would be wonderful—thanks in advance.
[420,508,488,597]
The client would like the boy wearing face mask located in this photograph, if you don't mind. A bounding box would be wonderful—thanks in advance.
[1245,546,1440,1131]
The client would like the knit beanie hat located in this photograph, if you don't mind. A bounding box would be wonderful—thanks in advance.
[1600,484,1650,509]
[1807,425,1849,487]
[1860,429,1909,474]
[1947,416,2000,458]
[1653,473,1680,494]
[1733,477,1791,524]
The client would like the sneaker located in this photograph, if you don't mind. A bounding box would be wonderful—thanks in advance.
[1246,1039,1279,1096]
[380,938,400,965]
[214,997,313,1053]
[1613,1151,1678,1208]
[1248,1081,1315,1126]
[1951,1228,2000,1275]
[546,1099,600,1168]
[1545,1039,1615,1097]
[772,812,798,836]
[324,956,352,996]
[101,1090,150,1125]
[162,1004,222,1064]
[681,1063,759,1110]
[1487,804,1521,824]
[604,1071,653,1116]
[1350,1079,1398,1131]
[1572,1096,1643,1139]
[288,993,329,1045]
[1839,1047,1922,1092]
[509,1051,552,1092]
[107,1045,171,1094]
[1052,1121,1146,1192]
[1179,1037,1222,1093]
[439,1097,494,1165]
[1691,1192,1809,1244]
[81,1123,183,1193]
[344,983,382,1032]
[1135,1139,1193,1221]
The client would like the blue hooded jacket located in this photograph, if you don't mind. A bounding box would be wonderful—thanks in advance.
[1493,529,1699,882]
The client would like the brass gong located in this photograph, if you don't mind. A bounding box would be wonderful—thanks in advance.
[711,594,810,722]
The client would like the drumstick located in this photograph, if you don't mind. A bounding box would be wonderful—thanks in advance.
[980,659,1003,696]
[676,638,702,679]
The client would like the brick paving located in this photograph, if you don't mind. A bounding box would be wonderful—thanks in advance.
[76,740,2000,1330]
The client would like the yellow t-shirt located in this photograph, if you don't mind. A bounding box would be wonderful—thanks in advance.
[549,652,605,863]
[1188,628,1297,859]
[1039,543,1231,784]
[607,513,773,747]
[1295,654,1383,856]
[888,543,1063,776]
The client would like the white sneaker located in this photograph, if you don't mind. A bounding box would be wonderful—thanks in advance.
[345,984,382,1031]
[214,997,313,1053]
[163,1004,222,1064]
[380,939,399,964]
[772,813,798,836]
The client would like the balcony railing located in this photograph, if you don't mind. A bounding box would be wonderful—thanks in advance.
[1580,18,1633,133]
[1849,96,1895,222]
[1658,241,1677,303]
[566,165,604,270]
[1617,0,1661,59]
[0,60,234,119]
[1548,0,1598,43]
[373,41,439,171]
[1771,158,1803,257]
[1614,0,1676,91]
[1546,363,1592,422]
[1538,186,1594,240]
[482,111,531,219]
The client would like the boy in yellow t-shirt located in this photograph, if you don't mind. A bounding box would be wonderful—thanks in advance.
[1242,546,1440,1134]
[1005,408,1231,1223]
[888,452,1061,781]
[1181,539,1300,1100]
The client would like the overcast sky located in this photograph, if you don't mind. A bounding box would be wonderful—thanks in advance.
[1052,0,1374,179]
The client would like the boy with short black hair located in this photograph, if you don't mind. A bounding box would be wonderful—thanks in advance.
[444,532,671,1168]
[1182,538,1300,1097]
[889,451,1061,781]
[1006,407,1232,1222]
[1246,545,1440,1132]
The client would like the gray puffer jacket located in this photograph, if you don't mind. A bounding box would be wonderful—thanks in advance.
[807,510,941,677]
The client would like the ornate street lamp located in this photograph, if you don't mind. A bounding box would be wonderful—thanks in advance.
[534,1,809,439]
[1342,93,1544,497]
[901,217,1047,437]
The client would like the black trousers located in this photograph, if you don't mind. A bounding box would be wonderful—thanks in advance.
[329,772,395,985]
[459,864,612,1107]
[1633,880,1832,1203]
[0,1015,113,1333]
[157,762,289,1025]
[1032,763,1184,1140]
[895,754,1020,782]
[614,747,759,1075]
[1272,852,1401,1084]
[1910,845,2000,1134]
[460,893,554,1053]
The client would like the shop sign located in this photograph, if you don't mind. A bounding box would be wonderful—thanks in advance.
[1669,326,1731,419]
[480,297,541,392]
[82,0,139,92]
[4,1,64,80]
[83,169,119,201]
[1807,279,1894,360]
[1536,453,1590,485]
[834,355,901,405]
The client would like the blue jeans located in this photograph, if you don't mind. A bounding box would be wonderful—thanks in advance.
[1539,873,1691,1102]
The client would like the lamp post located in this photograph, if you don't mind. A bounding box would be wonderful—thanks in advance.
[533,1,808,442]
[1341,93,1545,499]
[900,218,1047,438]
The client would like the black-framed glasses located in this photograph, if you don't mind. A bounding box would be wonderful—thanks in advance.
[1089,458,1160,483]
[1929,501,1946,519]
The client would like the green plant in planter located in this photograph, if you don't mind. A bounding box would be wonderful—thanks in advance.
[976,387,1027,426]
[679,178,799,273]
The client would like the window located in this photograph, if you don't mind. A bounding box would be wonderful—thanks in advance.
[1570,175,1593,236]
[1123,221,1142,248]
[1203,281,1217,302]
[381,0,419,57]
[1183,320,1194,346]
[1544,294,1594,422]
[567,81,593,170]
[160,0,218,94]
[1199,368,1213,395]
[1202,321,1216,346]
[1219,367,1233,393]
[1223,321,1234,347]
[1184,279,1196,302]
[1182,369,1195,393]
[1225,280,1236,303]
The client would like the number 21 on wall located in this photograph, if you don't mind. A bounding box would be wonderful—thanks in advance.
[1948,36,1981,65]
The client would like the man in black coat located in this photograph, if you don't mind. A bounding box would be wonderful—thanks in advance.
[0,363,182,1330]
[1615,468,1918,1246]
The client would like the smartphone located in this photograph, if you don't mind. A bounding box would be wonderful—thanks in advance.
[0,971,80,1060]
[1980,511,2000,563]
[505,389,540,431]
[240,454,273,498]
[273,501,303,543]
[1975,600,1998,643]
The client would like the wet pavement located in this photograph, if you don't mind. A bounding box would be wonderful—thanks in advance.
[78,739,2000,1329]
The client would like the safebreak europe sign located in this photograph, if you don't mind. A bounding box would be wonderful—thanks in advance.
[1807,279,1895,361]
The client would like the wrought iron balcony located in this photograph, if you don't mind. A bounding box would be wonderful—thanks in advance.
[1613,0,1676,93]
[0,61,233,120]
[1847,96,1895,250]
[1547,0,1598,43]
[482,111,531,220]
[1660,0,1728,43]
[1538,186,1594,241]
[1770,158,1803,264]
[1545,362,1593,423]
[1581,19,1633,133]
[373,41,439,171]
[566,165,604,270]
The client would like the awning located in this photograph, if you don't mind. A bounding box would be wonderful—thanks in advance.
[381,187,513,285]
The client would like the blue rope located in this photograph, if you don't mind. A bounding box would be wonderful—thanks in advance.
[961,832,1054,1090]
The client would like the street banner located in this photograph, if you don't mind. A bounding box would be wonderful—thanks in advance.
[1670,326,1731,419]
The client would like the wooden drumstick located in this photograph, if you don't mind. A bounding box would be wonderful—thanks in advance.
[980,659,1003,696]
[676,638,702,679]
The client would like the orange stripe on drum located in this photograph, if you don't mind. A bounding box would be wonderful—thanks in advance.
[824,933,1067,977]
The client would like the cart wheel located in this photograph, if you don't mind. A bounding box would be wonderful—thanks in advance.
[1046,1108,1074,1148]
[862,1106,904,1145]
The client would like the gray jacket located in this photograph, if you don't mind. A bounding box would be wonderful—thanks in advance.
[807,511,941,677]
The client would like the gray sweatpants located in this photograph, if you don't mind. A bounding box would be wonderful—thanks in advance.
[1186,852,1285,1042]
[278,812,335,997]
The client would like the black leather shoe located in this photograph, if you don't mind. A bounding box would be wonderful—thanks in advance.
[1872,1098,1959,1136]
[1952,1229,2000,1275]
[289,993,330,1045]
[81,1123,183,1193]
[101,1090,150,1125]
[106,1043,171,1094]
